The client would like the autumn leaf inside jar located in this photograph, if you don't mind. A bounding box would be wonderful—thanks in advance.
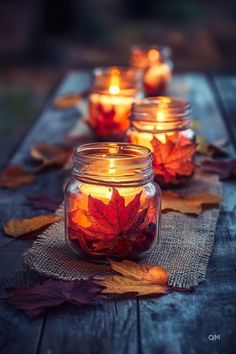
[126,97,197,187]
[65,143,161,262]
[130,45,173,97]
[88,67,142,140]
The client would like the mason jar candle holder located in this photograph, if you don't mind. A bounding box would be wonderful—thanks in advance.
[65,142,161,262]
[130,45,173,97]
[88,67,141,140]
[126,97,196,187]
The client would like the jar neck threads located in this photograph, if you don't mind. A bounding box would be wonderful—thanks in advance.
[72,142,153,187]
[131,96,192,133]
[92,66,141,96]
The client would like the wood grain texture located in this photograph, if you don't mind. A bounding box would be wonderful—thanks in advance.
[138,74,236,354]
[212,75,236,148]
[0,71,91,354]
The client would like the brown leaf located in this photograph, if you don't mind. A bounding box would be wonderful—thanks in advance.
[6,279,103,317]
[201,159,236,180]
[53,91,90,109]
[3,214,61,237]
[30,143,72,171]
[0,166,35,189]
[197,136,229,157]
[96,260,168,296]
[162,191,222,215]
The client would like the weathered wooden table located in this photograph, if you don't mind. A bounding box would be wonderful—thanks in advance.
[0,72,235,354]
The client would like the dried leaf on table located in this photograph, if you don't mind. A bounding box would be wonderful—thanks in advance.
[152,134,197,183]
[191,119,200,131]
[27,193,63,211]
[53,90,90,109]
[197,135,229,157]
[161,191,222,215]
[30,143,72,171]
[0,166,35,189]
[6,279,103,318]
[3,214,61,237]
[201,158,236,179]
[96,260,168,296]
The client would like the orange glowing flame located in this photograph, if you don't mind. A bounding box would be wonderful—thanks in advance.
[109,75,120,95]
[148,49,160,62]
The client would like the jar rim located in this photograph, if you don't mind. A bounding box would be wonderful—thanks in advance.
[131,44,171,57]
[74,142,152,161]
[73,142,154,186]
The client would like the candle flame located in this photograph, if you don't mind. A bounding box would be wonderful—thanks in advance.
[109,75,120,95]
[148,49,160,62]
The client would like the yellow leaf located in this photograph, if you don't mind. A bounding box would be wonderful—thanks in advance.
[53,94,82,109]
[110,260,168,284]
[98,276,167,296]
[3,214,61,237]
[96,260,168,296]
[162,191,222,215]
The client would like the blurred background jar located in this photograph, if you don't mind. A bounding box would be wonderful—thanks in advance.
[130,45,173,97]
[88,66,143,140]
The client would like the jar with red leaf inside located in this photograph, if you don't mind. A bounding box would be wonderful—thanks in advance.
[126,97,196,187]
[130,45,173,97]
[65,142,161,262]
[88,67,142,140]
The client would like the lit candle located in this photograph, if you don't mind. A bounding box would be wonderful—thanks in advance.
[126,97,196,186]
[88,67,140,139]
[65,143,161,261]
[130,45,173,97]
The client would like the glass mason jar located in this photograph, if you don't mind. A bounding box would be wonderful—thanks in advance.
[65,142,161,262]
[88,67,142,140]
[126,97,196,187]
[130,45,173,97]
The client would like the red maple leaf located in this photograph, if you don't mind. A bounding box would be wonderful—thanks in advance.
[92,103,122,137]
[151,134,197,183]
[68,189,155,258]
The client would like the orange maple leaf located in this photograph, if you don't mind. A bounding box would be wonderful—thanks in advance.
[151,134,197,183]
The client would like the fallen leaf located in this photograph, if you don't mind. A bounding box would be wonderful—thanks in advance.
[201,159,236,179]
[3,214,61,237]
[0,166,35,189]
[68,189,156,258]
[191,119,200,131]
[161,191,222,215]
[197,136,229,157]
[96,260,168,296]
[27,193,62,211]
[53,90,90,109]
[30,143,72,171]
[6,279,103,317]
[152,134,197,183]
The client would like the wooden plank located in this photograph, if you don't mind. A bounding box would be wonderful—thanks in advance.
[0,71,91,354]
[212,75,236,148]
[39,300,138,354]
[138,74,236,354]
[36,73,138,354]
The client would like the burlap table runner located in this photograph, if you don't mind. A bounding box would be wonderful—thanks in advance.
[25,169,221,289]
